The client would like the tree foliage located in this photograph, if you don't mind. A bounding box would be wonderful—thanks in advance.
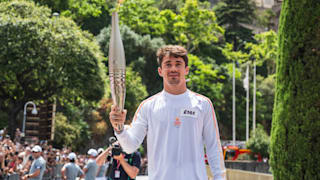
[125,67,148,119]
[33,0,111,23]
[0,0,106,135]
[246,30,278,75]
[118,0,165,36]
[53,112,89,150]
[214,0,256,50]
[270,0,320,179]
[162,0,224,52]
[156,0,184,11]
[118,0,223,53]
[246,124,270,159]
[187,54,224,107]
[256,74,275,133]
[17,0,117,35]
[97,24,165,95]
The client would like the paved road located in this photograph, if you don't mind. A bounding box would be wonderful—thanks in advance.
[136,176,148,180]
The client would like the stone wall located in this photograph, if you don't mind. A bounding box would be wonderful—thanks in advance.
[225,161,271,174]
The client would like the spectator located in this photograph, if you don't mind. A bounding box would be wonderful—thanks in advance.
[1,137,115,179]
[0,150,5,178]
[16,156,24,176]
[83,149,98,180]
[7,152,18,174]
[14,128,21,144]
[20,146,32,169]
[61,152,84,180]
[22,145,46,180]
[0,130,4,141]
[96,147,112,180]
[140,157,148,175]
[108,142,141,180]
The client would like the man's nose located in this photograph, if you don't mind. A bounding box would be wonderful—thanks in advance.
[170,65,178,72]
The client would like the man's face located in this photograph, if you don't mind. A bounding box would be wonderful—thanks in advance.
[32,151,40,158]
[158,55,189,88]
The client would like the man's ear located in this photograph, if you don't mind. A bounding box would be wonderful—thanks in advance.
[185,66,189,75]
[158,67,163,77]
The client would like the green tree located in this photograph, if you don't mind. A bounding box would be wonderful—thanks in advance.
[256,9,276,31]
[161,0,224,52]
[187,54,224,107]
[219,31,278,138]
[118,0,165,36]
[117,0,224,53]
[156,0,184,11]
[22,0,117,35]
[256,74,275,133]
[0,0,106,136]
[218,47,247,139]
[270,0,320,179]
[238,31,278,135]
[125,67,148,119]
[35,0,113,31]
[245,30,278,76]
[53,112,90,150]
[246,124,270,159]
[214,0,256,50]
[97,25,165,95]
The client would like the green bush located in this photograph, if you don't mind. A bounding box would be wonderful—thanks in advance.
[246,124,270,159]
[53,112,90,151]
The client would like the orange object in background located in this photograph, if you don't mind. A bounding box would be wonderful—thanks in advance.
[223,145,262,162]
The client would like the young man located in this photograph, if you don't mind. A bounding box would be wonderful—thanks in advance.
[108,142,140,180]
[22,145,46,180]
[61,152,84,180]
[83,149,98,180]
[110,45,226,180]
[96,148,111,180]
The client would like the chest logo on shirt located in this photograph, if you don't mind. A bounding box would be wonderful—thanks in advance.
[180,108,198,118]
[174,117,181,127]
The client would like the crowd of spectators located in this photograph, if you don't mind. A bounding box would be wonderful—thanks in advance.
[0,128,92,179]
[0,128,148,179]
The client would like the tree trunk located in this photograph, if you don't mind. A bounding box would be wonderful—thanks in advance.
[8,102,24,139]
[270,0,320,179]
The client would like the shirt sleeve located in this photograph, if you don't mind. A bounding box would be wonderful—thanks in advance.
[132,152,141,169]
[62,163,68,171]
[78,165,84,176]
[35,161,41,169]
[84,161,92,169]
[202,100,226,180]
[35,159,45,170]
[115,101,148,154]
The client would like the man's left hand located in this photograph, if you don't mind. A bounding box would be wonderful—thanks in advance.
[113,153,125,162]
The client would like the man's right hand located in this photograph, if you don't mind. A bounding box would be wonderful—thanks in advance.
[109,105,127,133]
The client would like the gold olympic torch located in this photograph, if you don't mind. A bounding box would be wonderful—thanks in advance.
[109,12,126,131]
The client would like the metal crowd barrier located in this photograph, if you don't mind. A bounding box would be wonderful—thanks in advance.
[4,164,64,180]
[4,173,19,180]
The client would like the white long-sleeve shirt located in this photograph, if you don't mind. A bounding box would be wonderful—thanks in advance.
[116,89,226,180]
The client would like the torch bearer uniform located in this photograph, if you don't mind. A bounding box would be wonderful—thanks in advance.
[115,89,226,180]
